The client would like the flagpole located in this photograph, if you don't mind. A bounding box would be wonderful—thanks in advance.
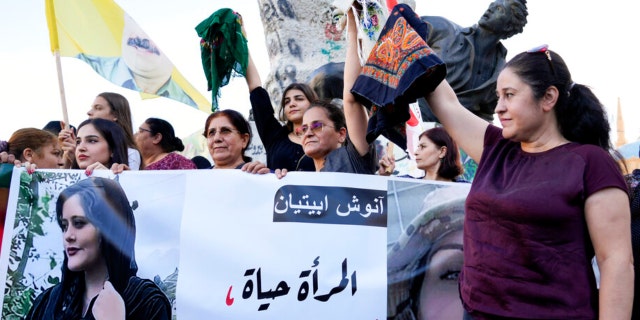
[54,50,70,128]
[46,0,69,129]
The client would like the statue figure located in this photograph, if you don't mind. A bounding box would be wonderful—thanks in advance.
[419,0,528,121]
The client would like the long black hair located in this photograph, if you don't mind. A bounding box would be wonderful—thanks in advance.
[72,118,130,169]
[145,117,185,153]
[419,127,463,180]
[54,177,137,317]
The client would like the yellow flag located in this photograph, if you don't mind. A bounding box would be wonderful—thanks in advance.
[45,0,210,112]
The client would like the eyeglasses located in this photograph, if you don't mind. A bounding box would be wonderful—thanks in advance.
[527,44,555,75]
[295,121,335,137]
[138,127,153,134]
[206,127,240,139]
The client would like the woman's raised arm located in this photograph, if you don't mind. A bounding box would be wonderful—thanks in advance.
[424,81,488,163]
[342,9,371,157]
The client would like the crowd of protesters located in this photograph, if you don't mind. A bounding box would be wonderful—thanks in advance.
[0,1,637,319]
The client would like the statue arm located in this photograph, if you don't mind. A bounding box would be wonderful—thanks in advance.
[420,16,458,53]
[343,8,370,157]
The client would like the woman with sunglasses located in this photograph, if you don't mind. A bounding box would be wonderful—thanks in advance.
[25,177,171,319]
[203,109,270,174]
[292,100,376,174]
[424,45,633,319]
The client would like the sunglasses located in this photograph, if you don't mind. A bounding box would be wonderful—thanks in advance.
[295,121,335,137]
[527,44,555,75]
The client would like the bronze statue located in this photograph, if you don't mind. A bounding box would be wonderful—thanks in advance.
[419,0,528,121]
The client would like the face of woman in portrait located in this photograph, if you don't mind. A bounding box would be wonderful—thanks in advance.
[61,195,104,272]
[417,230,464,320]
[283,89,311,124]
[87,96,116,121]
[414,136,446,173]
[206,115,250,168]
[75,124,112,169]
[28,142,64,169]
[121,14,173,82]
[495,67,546,142]
[300,107,345,160]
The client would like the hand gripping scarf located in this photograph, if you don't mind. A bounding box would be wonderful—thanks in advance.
[350,4,446,152]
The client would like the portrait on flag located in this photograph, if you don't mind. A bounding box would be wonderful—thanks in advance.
[77,13,197,108]
[45,0,210,111]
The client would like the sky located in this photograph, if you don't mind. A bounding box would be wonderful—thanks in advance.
[1,0,638,145]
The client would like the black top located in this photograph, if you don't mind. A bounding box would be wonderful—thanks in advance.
[25,276,171,320]
[249,87,315,171]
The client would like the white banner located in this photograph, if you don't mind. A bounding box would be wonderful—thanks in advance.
[0,169,469,319]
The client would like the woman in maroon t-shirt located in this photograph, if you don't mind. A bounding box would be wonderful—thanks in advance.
[423,44,633,319]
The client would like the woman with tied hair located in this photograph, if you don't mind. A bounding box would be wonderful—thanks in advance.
[59,92,142,170]
[25,177,171,319]
[0,128,64,249]
[135,118,196,170]
[0,128,63,170]
[203,109,270,173]
[424,44,633,318]
[379,127,466,182]
[243,24,317,172]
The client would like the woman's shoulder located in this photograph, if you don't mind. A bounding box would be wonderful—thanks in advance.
[25,283,64,319]
[123,277,172,319]
[166,152,197,169]
[124,276,168,297]
[127,148,141,170]
[564,143,618,164]
[322,139,377,174]
[128,147,141,158]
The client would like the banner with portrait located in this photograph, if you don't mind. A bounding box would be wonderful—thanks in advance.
[0,169,469,319]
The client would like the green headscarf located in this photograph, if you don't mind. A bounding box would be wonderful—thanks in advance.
[195,8,248,111]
